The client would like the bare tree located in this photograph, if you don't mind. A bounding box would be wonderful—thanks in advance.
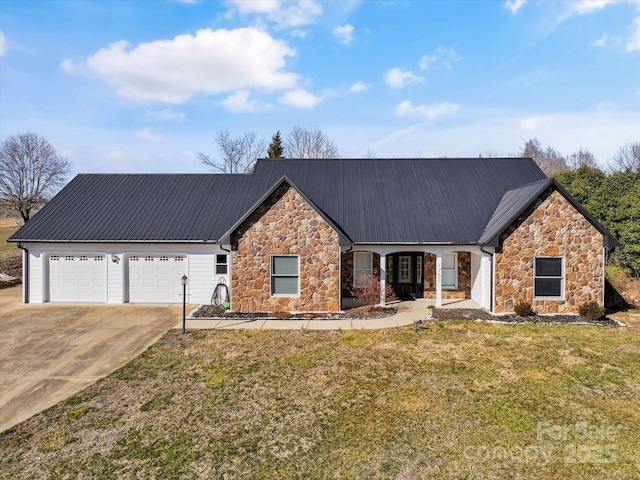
[0,132,72,222]
[609,141,640,172]
[520,138,568,176]
[364,148,377,159]
[567,147,598,170]
[284,125,339,159]
[195,130,266,173]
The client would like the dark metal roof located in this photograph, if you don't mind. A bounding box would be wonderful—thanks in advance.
[9,174,258,242]
[479,179,552,246]
[248,158,547,243]
[13,157,613,246]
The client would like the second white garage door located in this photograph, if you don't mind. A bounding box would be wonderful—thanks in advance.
[128,255,186,303]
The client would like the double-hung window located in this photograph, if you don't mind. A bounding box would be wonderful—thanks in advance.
[271,255,299,296]
[354,252,373,287]
[441,253,457,289]
[215,254,228,275]
[534,257,564,299]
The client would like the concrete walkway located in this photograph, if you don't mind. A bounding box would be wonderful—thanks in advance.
[175,298,482,331]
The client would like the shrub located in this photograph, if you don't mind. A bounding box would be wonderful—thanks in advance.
[349,275,397,311]
[514,301,535,317]
[272,310,292,319]
[578,301,605,321]
[605,265,630,290]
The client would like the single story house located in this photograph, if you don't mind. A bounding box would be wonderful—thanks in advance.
[9,158,618,314]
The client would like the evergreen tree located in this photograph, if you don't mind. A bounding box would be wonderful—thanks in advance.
[267,131,285,158]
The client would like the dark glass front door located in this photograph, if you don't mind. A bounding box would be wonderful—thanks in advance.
[387,253,423,300]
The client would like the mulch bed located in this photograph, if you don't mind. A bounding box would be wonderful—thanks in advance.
[192,304,397,320]
[431,308,623,327]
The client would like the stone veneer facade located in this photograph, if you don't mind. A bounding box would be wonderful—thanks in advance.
[341,252,380,297]
[231,184,341,312]
[494,189,604,314]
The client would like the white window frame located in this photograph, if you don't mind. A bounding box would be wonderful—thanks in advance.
[354,252,373,287]
[534,256,565,300]
[215,254,228,275]
[270,255,300,297]
[442,253,458,290]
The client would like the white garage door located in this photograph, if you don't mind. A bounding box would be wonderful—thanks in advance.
[128,255,186,303]
[49,254,107,302]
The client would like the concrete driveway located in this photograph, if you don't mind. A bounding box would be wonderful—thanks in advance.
[0,286,185,432]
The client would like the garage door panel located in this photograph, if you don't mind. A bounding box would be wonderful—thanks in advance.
[128,255,186,303]
[49,255,106,303]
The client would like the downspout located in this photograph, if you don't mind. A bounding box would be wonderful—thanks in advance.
[480,246,494,313]
[17,243,29,303]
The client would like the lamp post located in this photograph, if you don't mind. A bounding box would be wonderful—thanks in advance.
[181,274,188,335]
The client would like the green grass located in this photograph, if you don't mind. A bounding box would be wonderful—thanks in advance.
[1,322,639,479]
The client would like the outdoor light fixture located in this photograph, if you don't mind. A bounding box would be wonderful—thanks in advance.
[111,253,119,263]
[181,275,188,335]
[413,318,422,333]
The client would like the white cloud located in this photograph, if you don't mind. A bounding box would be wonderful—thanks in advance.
[333,24,354,45]
[290,28,310,38]
[146,109,186,121]
[505,0,527,14]
[225,0,323,27]
[395,101,459,120]
[437,46,461,69]
[135,128,162,141]
[278,88,323,108]
[570,0,621,15]
[0,30,6,56]
[385,68,424,88]
[349,81,371,93]
[65,27,298,104]
[628,16,640,51]
[59,58,79,74]
[418,46,461,71]
[221,90,272,113]
[418,54,436,70]
[593,33,609,46]
[520,116,546,131]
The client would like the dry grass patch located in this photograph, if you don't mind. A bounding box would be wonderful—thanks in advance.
[1,323,639,479]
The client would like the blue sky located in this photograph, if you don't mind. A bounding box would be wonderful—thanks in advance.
[1,0,639,174]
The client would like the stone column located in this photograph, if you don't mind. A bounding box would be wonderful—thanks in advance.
[379,254,386,306]
[435,254,442,307]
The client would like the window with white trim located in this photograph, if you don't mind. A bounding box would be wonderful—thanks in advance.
[354,252,373,287]
[271,255,299,296]
[216,254,228,275]
[534,257,564,299]
[442,253,457,289]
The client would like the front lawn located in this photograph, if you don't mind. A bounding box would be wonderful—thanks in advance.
[1,320,639,479]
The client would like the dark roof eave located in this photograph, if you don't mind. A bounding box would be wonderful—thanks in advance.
[8,239,219,244]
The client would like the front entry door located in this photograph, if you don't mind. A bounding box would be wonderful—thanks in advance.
[388,253,423,300]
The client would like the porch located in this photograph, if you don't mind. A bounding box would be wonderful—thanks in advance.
[341,245,493,311]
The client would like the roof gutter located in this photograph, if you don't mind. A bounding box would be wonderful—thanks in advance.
[8,239,220,244]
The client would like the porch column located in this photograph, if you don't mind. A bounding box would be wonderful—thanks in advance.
[379,254,386,306]
[435,254,442,307]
